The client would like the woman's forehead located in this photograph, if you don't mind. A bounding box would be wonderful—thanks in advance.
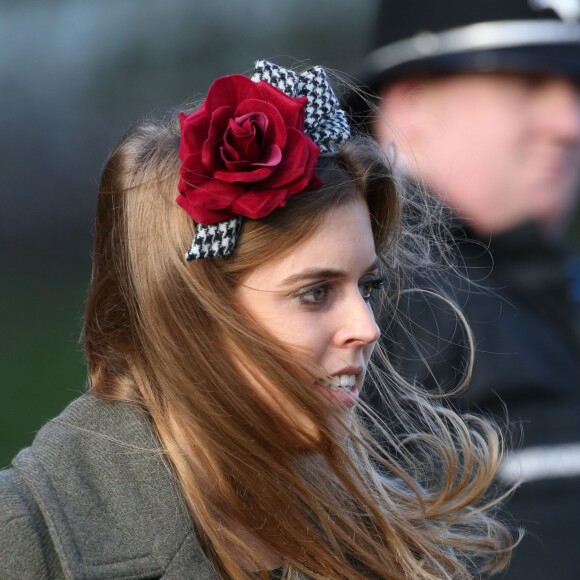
[242,201,377,287]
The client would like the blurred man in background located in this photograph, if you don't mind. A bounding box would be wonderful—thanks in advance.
[350,0,580,577]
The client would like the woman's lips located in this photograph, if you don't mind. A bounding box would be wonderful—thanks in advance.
[316,367,363,408]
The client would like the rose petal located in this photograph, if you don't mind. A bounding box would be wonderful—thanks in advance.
[176,192,234,224]
[185,176,241,204]
[177,178,243,223]
[285,135,321,195]
[177,194,236,224]
[203,106,232,172]
[243,133,262,161]
[204,75,263,115]
[221,143,241,164]
[179,109,207,144]
[254,144,282,166]
[222,117,258,162]
[214,165,274,183]
[228,118,250,139]
[232,188,289,219]
[222,143,282,172]
[179,111,210,164]
[260,129,320,188]
[179,151,210,194]
[222,157,252,172]
[235,111,268,135]
[253,81,307,130]
[235,99,288,151]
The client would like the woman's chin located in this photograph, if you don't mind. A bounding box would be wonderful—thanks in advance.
[313,383,358,438]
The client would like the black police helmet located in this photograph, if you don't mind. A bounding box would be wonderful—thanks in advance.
[347,0,580,125]
[361,0,580,87]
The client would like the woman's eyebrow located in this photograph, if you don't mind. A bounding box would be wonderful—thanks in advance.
[279,258,380,287]
[279,268,346,287]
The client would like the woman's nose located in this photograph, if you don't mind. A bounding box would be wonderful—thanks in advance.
[335,292,381,347]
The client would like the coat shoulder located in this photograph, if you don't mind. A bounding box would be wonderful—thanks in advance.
[1,394,213,579]
[0,468,64,579]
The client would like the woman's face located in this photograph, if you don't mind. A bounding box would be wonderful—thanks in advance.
[236,199,381,436]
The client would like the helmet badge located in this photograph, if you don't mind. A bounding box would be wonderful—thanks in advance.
[528,0,580,23]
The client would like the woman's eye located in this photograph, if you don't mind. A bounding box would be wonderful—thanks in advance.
[360,276,385,301]
[296,284,330,305]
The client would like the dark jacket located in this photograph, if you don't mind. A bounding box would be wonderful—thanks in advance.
[0,395,216,579]
[375,221,580,579]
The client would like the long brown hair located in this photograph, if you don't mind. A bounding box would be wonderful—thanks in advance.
[84,108,513,578]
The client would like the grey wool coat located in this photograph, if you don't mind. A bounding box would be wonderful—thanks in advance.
[0,395,217,579]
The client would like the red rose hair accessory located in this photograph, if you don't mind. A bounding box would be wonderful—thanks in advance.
[178,59,351,260]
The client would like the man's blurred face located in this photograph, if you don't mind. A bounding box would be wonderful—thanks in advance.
[376,72,580,235]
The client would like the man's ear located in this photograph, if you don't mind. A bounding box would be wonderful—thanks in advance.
[374,77,437,147]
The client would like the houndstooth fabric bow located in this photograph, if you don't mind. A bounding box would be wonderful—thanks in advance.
[186,217,241,260]
[186,60,350,261]
[251,59,351,154]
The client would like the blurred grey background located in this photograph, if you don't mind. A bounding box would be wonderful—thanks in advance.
[0,0,378,466]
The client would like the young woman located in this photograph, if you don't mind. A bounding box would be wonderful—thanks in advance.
[0,60,513,579]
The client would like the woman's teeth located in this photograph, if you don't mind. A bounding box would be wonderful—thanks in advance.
[328,374,356,391]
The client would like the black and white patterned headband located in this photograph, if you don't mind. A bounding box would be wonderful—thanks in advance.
[251,60,351,156]
[176,59,351,260]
